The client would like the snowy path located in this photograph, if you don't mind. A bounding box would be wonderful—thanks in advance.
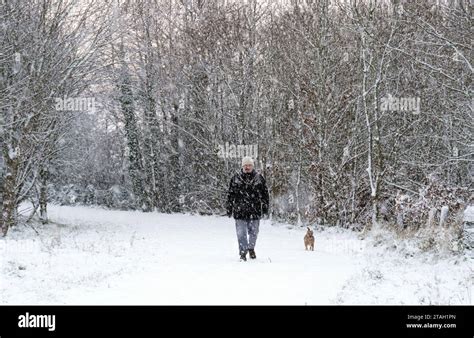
[1,205,472,305]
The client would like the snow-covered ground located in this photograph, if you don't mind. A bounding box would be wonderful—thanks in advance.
[1,205,472,305]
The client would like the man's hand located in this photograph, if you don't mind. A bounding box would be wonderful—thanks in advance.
[262,205,269,220]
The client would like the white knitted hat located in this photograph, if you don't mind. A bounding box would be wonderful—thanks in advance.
[241,156,254,167]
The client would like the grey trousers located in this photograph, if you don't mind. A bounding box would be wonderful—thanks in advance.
[235,219,260,254]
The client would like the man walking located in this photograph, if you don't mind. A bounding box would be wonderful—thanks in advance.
[226,156,269,261]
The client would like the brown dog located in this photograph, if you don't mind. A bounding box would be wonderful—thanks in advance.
[304,227,314,251]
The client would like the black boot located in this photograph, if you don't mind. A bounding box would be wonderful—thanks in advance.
[249,249,256,259]
[240,251,247,261]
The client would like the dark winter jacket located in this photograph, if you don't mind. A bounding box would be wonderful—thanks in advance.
[226,169,269,220]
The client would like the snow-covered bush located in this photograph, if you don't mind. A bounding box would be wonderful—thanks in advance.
[394,179,471,253]
[48,184,135,210]
[463,206,474,252]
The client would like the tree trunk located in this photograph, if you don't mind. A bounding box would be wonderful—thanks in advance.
[39,166,48,224]
[118,60,152,212]
[1,152,19,236]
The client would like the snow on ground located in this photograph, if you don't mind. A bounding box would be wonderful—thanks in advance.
[1,205,472,305]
